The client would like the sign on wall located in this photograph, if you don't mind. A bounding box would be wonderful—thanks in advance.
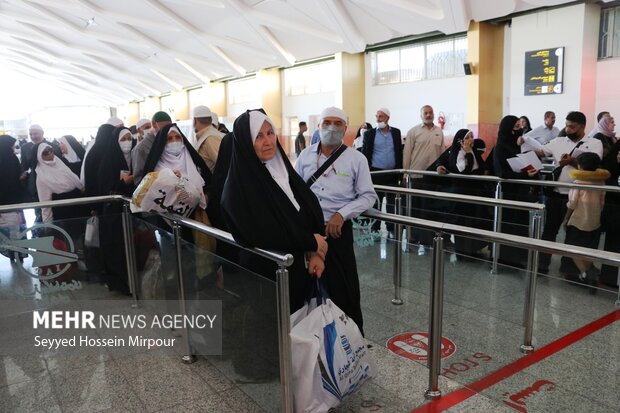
[524,47,564,95]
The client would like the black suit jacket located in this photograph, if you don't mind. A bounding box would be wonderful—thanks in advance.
[362,127,403,170]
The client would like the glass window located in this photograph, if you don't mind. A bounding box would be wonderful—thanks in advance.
[283,61,336,96]
[598,7,620,59]
[371,35,467,85]
[228,77,257,104]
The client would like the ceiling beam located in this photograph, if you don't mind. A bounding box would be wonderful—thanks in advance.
[319,0,366,51]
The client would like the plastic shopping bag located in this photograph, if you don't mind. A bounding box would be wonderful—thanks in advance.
[291,296,376,413]
[131,168,203,217]
[84,216,100,248]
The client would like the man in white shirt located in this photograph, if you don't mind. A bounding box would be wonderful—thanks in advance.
[534,111,603,273]
[296,106,377,335]
[524,111,560,145]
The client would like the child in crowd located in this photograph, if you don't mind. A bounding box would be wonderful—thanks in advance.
[560,152,610,291]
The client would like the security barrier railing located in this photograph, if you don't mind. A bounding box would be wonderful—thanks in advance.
[361,208,620,400]
[3,196,619,410]
[371,169,620,275]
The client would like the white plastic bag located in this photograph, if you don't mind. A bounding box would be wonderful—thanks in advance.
[290,298,376,413]
[84,216,100,248]
[131,168,203,217]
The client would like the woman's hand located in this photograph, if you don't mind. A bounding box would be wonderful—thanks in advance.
[527,169,538,178]
[314,233,328,259]
[461,138,473,153]
[173,170,181,178]
[436,165,448,174]
[121,174,133,184]
[307,253,325,278]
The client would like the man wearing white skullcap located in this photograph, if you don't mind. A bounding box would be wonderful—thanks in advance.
[361,107,402,235]
[135,118,152,143]
[192,105,224,173]
[295,106,377,336]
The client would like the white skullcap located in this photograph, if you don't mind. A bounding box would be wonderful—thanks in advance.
[107,116,123,126]
[210,112,219,127]
[377,107,390,117]
[319,107,347,124]
[136,118,150,129]
[193,105,212,118]
[29,124,44,132]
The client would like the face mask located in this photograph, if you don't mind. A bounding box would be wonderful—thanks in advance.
[376,122,386,129]
[119,141,133,154]
[144,128,155,138]
[513,128,523,137]
[165,141,184,156]
[359,128,366,137]
[319,125,345,146]
[566,132,578,140]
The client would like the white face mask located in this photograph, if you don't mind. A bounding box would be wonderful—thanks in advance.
[319,125,344,146]
[376,122,386,129]
[119,140,133,154]
[165,141,184,156]
[144,127,155,138]
[359,128,366,137]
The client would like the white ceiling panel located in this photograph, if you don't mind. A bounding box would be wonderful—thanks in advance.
[0,0,576,106]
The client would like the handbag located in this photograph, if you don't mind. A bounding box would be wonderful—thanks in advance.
[84,216,100,248]
[290,280,376,413]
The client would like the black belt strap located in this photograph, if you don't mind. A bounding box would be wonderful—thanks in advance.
[306,143,347,186]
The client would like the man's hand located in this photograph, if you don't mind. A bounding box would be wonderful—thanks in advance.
[313,233,328,259]
[558,154,575,167]
[307,253,325,278]
[325,213,344,239]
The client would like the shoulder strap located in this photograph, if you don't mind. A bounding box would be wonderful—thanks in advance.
[306,144,347,186]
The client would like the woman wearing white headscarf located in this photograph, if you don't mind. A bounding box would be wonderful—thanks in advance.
[57,135,85,176]
[33,142,83,223]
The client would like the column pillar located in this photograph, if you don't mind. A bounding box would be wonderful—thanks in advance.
[467,22,504,155]
[335,52,365,146]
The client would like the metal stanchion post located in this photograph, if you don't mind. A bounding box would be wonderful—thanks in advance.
[276,264,294,412]
[392,194,403,305]
[121,202,139,308]
[520,212,543,354]
[172,221,196,364]
[404,173,412,253]
[425,233,445,400]
[491,182,503,275]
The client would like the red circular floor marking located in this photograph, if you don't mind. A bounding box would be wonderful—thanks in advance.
[386,332,456,361]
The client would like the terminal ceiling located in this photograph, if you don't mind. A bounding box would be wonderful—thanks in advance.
[0,0,578,106]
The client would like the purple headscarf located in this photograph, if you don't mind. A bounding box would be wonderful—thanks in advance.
[598,116,615,138]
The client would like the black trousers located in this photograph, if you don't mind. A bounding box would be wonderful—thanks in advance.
[323,221,364,336]
[538,192,568,271]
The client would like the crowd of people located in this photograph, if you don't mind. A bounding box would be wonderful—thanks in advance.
[0,104,618,347]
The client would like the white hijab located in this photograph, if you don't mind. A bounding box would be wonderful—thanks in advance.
[57,136,80,163]
[35,144,83,193]
[249,111,300,211]
[117,128,132,169]
[155,126,206,209]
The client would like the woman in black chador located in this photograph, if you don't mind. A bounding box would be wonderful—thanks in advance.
[440,129,491,258]
[221,109,327,381]
[492,115,539,269]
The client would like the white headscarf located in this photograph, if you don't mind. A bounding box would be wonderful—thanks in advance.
[155,126,206,209]
[35,144,83,193]
[117,128,133,169]
[57,136,80,163]
[249,111,300,211]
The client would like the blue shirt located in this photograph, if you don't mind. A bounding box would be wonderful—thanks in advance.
[371,128,396,169]
[310,129,321,145]
[295,143,378,223]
